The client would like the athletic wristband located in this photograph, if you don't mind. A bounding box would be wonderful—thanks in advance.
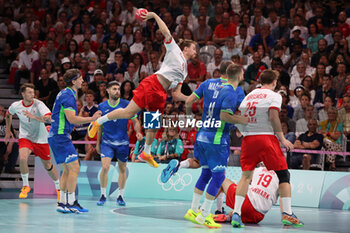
[97,115,109,125]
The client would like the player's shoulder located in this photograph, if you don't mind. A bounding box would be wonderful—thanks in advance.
[98,100,108,109]
[119,98,130,107]
[33,98,45,106]
[9,100,23,108]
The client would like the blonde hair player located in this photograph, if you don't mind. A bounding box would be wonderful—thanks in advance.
[88,11,197,168]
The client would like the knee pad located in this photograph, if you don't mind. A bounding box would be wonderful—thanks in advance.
[275,169,290,184]
[46,164,53,171]
[195,168,212,191]
[206,171,226,197]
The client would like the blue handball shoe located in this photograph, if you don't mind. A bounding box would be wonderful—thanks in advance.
[161,159,180,183]
[66,200,89,213]
[97,195,106,206]
[56,202,70,213]
[117,195,126,206]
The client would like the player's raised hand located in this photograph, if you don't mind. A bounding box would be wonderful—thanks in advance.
[142,11,156,21]
[281,138,294,152]
[92,110,102,121]
[23,110,35,120]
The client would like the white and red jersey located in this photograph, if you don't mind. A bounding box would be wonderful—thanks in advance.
[238,88,282,136]
[155,37,188,90]
[247,167,279,215]
[8,99,51,144]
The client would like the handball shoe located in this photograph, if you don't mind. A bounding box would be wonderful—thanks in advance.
[116,196,126,206]
[213,214,229,223]
[97,195,106,206]
[195,213,222,229]
[138,151,159,168]
[56,202,70,213]
[184,209,200,224]
[231,212,244,228]
[19,186,31,199]
[67,200,89,213]
[161,159,179,183]
[87,120,100,138]
[281,212,304,227]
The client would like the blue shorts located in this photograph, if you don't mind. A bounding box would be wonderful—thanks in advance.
[100,143,129,162]
[48,135,78,164]
[193,141,229,172]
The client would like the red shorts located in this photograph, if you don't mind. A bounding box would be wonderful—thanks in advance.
[226,184,265,224]
[18,138,51,160]
[132,74,167,112]
[240,135,288,171]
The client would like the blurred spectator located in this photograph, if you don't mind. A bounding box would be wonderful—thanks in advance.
[221,37,243,61]
[102,20,122,45]
[208,2,223,31]
[71,99,89,154]
[301,75,315,103]
[124,62,139,86]
[156,127,184,164]
[312,63,327,91]
[81,39,97,61]
[60,57,72,75]
[85,61,97,84]
[250,7,266,30]
[121,23,134,46]
[244,52,268,90]
[132,53,148,82]
[338,95,350,139]
[281,120,296,144]
[120,42,132,63]
[121,0,137,26]
[35,68,58,104]
[193,15,212,47]
[106,52,127,81]
[45,60,58,81]
[187,54,206,89]
[78,30,98,53]
[293,119,323,170]
[146,51,162,75]
[120,80,135,101]
[47,76,66,110]
[241,13,255,38]
[130,30,144,54]
[307,23,324,54]
[14,40,39,93]
[176,5,198,33]
[248,23,274,54]
[266,9,279,31]
[314,75,336,106]
[311,39,329,67]
[337,11,350,38]
[290,15,309,41]
[206,49,223,78]
[5,24,24,54]
[279,105,296,133]
[234,24,251,55]
[318,96,334,122]
[97,50,109,76]
[0,105,19,174]
[95,81,108,104]
[30,47,48,83]
[89,69,105,93]
[272,15,290,42]
[332,62,347,98]
[213,12,236,46]
[290,62,307,95]
[295,104,316,137]
[318,107,344,171]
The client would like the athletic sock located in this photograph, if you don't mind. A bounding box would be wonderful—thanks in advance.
[200,198,214,217]
[21,173,29,187]
[281,197,292,215]
[101,187,106,197]
[216,192,225,212]
[179,160,190,170]
[54,180,60,190]
[60,190,67,204]
[97,115,109,125]
[233,195,245,216]
[118,189,124,197]
[144,144,151,154]
[68,192,76,205]
[191,192,202,211]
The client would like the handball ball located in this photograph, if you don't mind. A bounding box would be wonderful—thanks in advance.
[135,8,148,22]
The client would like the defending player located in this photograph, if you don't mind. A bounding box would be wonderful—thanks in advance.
[161,61,245,183]
[214,166,279,225]
[184,64,247,228]
[48,69,101,213]
[4,83,60,199]
[88,11,197,168]
[96,81,142,206]
[231,70,303,227]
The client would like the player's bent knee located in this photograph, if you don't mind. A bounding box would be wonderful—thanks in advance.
[206,171,226,197]
[275,170,290,184]
[195,168,212,191]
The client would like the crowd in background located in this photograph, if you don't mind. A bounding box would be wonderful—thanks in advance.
[0,0,350,171]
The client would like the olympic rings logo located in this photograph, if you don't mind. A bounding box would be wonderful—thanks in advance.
[157,172,193,192]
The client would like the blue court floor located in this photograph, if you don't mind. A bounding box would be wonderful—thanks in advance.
[0,193,348,233]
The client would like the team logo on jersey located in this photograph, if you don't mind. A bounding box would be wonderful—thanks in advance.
[143,110,161,129]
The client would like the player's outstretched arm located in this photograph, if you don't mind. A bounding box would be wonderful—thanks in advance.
[131,117,143,141]
[172,84,188,102]
[269,109,294,151]
[65,109,101,125]
[141,12,171,42]
[185,93,199,115]
[22,110,51,123]
[220,111,248,125]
